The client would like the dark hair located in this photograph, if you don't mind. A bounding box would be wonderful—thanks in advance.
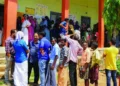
[69,19,74,25]
[60,38,67,42]
[64,18,69,21]
[39,32,46,37]
[10,29,16,35]
[51,37,57,42]
[110,38,116,45]
[83,41,88,44]
[45,16,49,21]
[91,42,98,49]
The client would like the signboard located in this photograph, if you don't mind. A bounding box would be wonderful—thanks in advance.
[35,4,48,16]
[25,7,35,15]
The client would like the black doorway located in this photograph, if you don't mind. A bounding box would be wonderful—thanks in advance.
[0,4,4,46]
[50,11,61,22]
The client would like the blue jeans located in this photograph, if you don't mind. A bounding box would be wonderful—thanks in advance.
[38,59,47,86]
[46,63,57,86]
[105,69,117,86]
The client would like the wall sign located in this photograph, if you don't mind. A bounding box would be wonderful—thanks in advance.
[25,7,35,15]
[35,4,48,16]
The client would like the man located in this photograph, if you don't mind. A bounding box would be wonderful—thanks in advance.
[40,16,50,41]
[21,14,31,45]
[28,33,39,85]
[80,42,91,86]
[59,18,69,35]
[61,34,83,86]
[58,39,69,86]
[38,32,51,86]
[103,38,119,86]
[46,38,60,86]
[5,29,16,84]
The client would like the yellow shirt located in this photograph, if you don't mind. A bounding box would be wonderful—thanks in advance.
[104,46,119,70]
[91,49,101,68]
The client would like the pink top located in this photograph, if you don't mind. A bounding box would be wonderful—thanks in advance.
[65,36,83,63]
[81,48,91,66]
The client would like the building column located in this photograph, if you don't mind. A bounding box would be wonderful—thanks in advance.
[62,0,69,21]
[98,0,104,47]
[3,0,17,46]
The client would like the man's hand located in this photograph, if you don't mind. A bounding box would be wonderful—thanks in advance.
[26,25,29,28]
[64,27,67,30]
[7,53,11,58]
[40,49,45,56]
[59,64,64,69]
[82,68,86,72]
[50,65,55,70]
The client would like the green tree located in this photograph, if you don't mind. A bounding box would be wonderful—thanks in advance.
[104,0,120,37]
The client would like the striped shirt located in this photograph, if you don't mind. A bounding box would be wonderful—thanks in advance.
[5,36,15,54]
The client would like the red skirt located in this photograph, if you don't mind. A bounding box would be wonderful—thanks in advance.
[89,65,99,84]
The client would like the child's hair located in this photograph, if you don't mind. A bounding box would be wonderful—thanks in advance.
[91,42,98,49]
[60,38,67,43]
[110,38,116,45]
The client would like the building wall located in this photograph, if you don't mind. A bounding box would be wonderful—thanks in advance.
[0,0,98,28]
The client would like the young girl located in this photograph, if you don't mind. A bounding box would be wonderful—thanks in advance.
[89,42,101,86]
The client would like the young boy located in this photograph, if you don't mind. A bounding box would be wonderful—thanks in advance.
[58,39,69,86]
[89,42,101,86]
[80,42,91,86]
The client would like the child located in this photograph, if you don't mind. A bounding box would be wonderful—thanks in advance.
[80,42,91,86]
[89,42,101,86]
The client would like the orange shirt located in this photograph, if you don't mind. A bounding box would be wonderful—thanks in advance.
[80,48,91,66]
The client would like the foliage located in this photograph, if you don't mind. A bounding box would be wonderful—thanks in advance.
[117,59,120,76]
[104,0,120,30]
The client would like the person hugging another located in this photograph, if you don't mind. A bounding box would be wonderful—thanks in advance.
[59,18,69,35]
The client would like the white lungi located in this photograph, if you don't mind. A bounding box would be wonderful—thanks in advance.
[14,60,28,86]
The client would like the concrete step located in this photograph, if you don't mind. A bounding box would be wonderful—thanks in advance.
[0,58,6,64]
[0,72,4,78]
[0,53,5,58]
[0,65,6,72]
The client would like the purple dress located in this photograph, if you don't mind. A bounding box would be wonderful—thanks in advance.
[28,18,35,42]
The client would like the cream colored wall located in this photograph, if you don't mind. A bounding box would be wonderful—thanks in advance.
[0,0,98,28]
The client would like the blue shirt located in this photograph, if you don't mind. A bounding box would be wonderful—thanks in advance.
[40,20,48,27]
[29,41,39,63]
[39,37,51,60]
[13,39,28,63]
[49,43,60,64]
[60,21,67,35]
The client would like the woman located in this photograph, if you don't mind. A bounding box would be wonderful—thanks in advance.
[21,14,31,45]
[89,42,101,86]
[69,19,75,34]
[74,21,80,30]
[28,16,35,42]
[13,31,29,86]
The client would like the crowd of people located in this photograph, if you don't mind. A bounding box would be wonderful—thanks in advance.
[16,14,98,44]
[4,14,119,86]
